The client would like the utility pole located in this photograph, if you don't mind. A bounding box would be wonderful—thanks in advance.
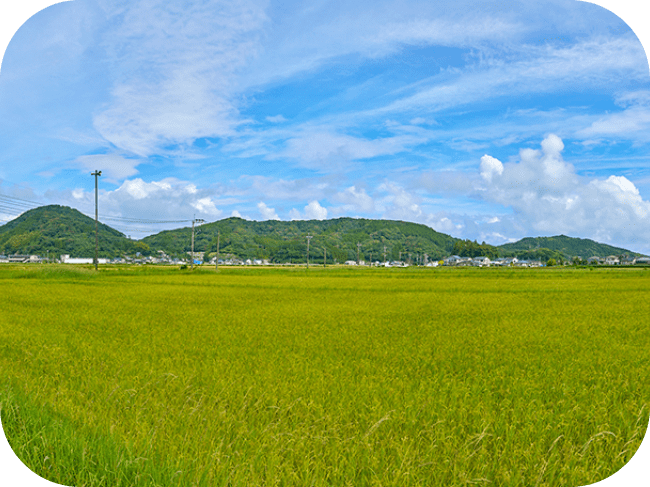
[306,234,312,269]
[190,217,205,270]
[215,229,220,271]
[383,245,387,264]
[323,247,326,267]
[91,170,101,271]
[357,242,361,265]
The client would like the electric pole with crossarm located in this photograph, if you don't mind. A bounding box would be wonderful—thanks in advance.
[91,170,101,271]
[190,217,204,270]
[306,234,312,269]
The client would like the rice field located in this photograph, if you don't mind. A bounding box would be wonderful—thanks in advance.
[0,264,649,486]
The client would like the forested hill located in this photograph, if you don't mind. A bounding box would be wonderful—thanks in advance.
[0,205,644,262]
[141,217,459,263]
[0,205,147,258]
[498,235,643,259]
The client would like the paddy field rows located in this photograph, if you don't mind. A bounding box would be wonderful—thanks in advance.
[0,265,649,486]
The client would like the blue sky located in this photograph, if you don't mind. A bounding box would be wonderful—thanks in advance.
[1,0,650,254]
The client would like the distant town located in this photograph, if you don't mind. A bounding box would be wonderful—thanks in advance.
[2,252,649,268]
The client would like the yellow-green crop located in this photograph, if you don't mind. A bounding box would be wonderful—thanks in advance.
[1,264,648,486]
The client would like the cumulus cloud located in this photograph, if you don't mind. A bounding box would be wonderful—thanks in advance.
[231,210,251,220]
[304,200,328,220]
[91,178,224,233]
[289,200,328,220]
[479,155,503,183]
[478,134,650,251]
[257,201,280,220]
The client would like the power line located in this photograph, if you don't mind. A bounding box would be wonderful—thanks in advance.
[97,215,192,224]
[0,193,42,207]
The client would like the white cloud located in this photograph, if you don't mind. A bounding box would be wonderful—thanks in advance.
[246,175,331,201]
[373,36,647,117]
[275,131,424,170]
[116,178,172,200]
[428,215,463,234]
[257,201,279,220]
[92,0,268,156]
[478,134,650,251]
[74,153,141,180]
[265,115,287,123]
[577,90,650,142]
[191,197,222,216]
[288,201,328,220]
[304,200,327,220]
[378,182,422,220]
[87,178,226,235]
[332,186,375,213]
[479,155,504,183]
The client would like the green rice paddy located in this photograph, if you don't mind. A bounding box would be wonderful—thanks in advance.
[0,264,648,486]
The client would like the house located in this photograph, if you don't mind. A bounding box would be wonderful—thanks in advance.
[8,255,30,263]
[472,256,491,267]
[635,257,650,265]
[605,255,620,265]
[587,256,603,265]
[444,255,463,266]
[62,257,109,264]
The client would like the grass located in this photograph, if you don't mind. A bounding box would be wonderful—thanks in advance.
[0,264,648,486]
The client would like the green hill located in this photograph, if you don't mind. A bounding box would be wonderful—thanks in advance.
[141,217,458,263]
[498,235,642,260]
[0,205,146,258]
[1,206,645,263]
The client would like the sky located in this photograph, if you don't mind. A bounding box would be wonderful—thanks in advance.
[1,0,650,255]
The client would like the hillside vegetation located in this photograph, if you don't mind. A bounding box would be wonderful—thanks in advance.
[0,205,644,261]
[0,205,146,258]
[142,217,458,263]
[498,235,640,259]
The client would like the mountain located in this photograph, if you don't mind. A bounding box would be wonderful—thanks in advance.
[141,217,458,263]
[0,205,146,258]
[0,205,644,262]
[498,235,643,260]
